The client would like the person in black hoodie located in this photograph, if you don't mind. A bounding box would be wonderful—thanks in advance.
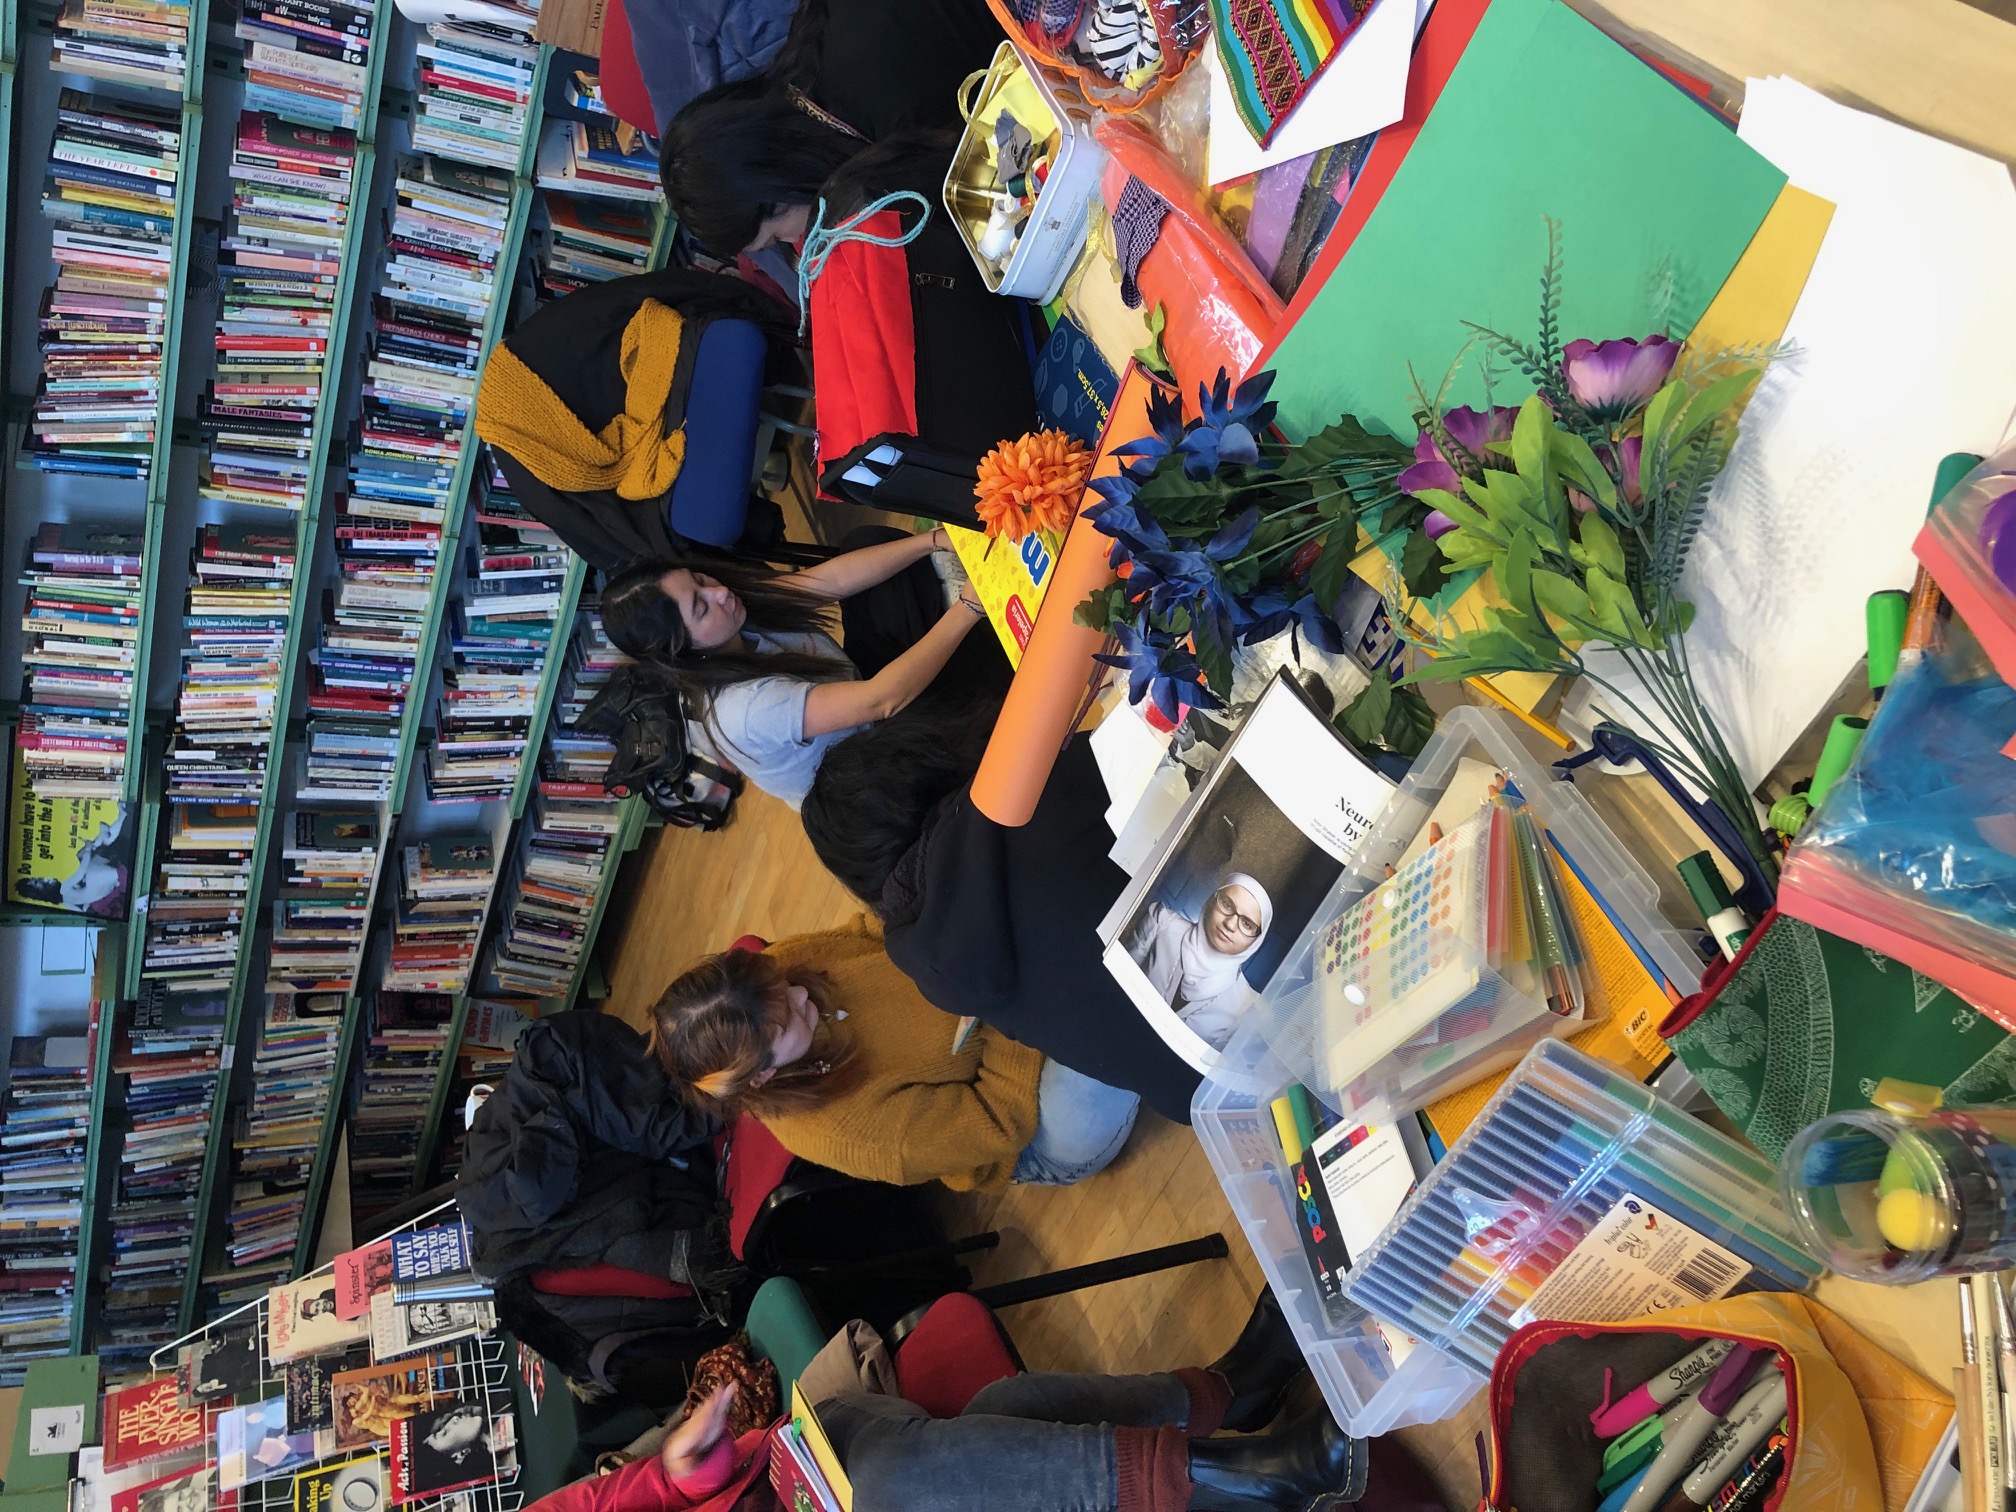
[801,708,1203,1124]
[456,1011,742,1404]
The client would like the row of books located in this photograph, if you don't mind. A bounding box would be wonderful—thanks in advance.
[54,0,191,93]
[532,117,662,203]
[382,837,495,994]
[426,500,569,803]
[32,91,183,480]
[412,22,541,170]
[0,1034,92,1383]
[532,191,654,300]
[140,804,256,992]
[17,524,142,799]
[219,994,346,1307]
[238,0,382,133]
[196,112,360,513]
[269,809,383,990]
[166,525,298,805]
[347,992,454,1223]
[101,986,226,1377]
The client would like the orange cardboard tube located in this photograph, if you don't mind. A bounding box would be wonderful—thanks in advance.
[970,366,1157,826]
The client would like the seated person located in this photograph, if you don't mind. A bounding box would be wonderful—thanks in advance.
[1123,871,1274,1052]
[649,919,1137,1189]
[524,1292,1362,1512]
[473,267,795,571]
[802,714,1203,1124]
[456,1012,743,1404]
[599,534,1005,810]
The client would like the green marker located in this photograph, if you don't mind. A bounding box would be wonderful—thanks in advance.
[1808,714,1868,812]
[1678,851,1750,962]
[1865,590,1909,697]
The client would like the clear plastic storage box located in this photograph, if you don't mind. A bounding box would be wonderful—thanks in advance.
[1228,706,1707,1123]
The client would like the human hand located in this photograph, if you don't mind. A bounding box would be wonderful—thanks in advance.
[661,1385,737,1480]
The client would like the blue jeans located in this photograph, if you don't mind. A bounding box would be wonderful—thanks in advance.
[1012,1059,1140,1185]
[817,1371,1194,1512]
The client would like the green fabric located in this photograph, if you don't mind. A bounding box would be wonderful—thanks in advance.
[1670,914,2016,1158]
[1263,0,1786,443]
[745,1277,829,1390]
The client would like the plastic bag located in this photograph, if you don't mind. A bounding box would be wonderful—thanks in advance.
[983,0,1209,113]
[1915,439,2016,690]
[1778,618,2016,1022]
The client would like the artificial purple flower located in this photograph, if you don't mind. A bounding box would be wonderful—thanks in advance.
[1585,433,1643,511]
[1397,405,1519,498]
[1561,334,1679,421]
[1423,510,1458,540]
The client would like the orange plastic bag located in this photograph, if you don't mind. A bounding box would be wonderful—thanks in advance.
[982,0,1207,113]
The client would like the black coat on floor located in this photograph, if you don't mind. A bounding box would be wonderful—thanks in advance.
[879,735,1204,1124]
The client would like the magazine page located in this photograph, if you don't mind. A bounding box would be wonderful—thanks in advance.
[1100,671,1396,1073]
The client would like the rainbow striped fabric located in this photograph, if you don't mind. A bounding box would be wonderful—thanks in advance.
[1210,0,1379,146]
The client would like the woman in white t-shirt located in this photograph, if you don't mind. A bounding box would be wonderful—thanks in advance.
[600,527,998,808]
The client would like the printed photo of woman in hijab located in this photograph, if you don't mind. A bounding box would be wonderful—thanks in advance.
[1122,871,1275,1050]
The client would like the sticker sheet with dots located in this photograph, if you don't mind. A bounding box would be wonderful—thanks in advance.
[1317,806,1496,1041]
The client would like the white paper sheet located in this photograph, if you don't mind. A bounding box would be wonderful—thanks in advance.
[1203,0,1427,186]
[1586,77,2016,790]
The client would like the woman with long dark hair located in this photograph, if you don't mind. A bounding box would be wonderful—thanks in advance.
[599,528,1002,809]
[649,924,1137,1190]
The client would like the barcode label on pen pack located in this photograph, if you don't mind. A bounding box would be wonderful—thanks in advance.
[1513,1192,1752,1328]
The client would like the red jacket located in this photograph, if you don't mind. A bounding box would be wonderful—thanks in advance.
[525,1430,778,1512]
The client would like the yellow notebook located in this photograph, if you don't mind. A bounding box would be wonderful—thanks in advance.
[948,523,1064,669]
[790,1383,853,1512]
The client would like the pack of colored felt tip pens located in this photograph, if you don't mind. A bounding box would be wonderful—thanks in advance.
[1341,1039,1826,1379]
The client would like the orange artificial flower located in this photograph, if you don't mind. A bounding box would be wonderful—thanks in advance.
[973,429,1094,541]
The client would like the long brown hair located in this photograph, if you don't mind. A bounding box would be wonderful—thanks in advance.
[649,949,857,1118]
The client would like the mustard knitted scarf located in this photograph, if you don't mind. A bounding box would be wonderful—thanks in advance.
[474,298,689,500]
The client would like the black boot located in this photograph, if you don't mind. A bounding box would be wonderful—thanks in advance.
[1185,1390,1367,1511]
[1208,1287,1309,1432]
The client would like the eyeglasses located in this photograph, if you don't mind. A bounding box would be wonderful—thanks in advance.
[1211,895,1263,939]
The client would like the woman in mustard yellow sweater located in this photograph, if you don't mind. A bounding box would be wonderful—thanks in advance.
[649,920,1138,1189]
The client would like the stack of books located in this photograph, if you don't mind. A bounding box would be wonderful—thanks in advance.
[196,113,359,511]
[222,993,345,1295]
[552,602,625,731]
[140,804,258,992]
[17,524,143,798]
[269,809,381,989]
[301,514,431,800]
[412,23,541,170]
[485,813,616,997]
[102,989,225,1373]
[34,92,182,479]
[347,992,454,1220]
[429,997,535,1185]
[237,0,379,132]
[53,0,191,92]
[165,524,296,805]
[382,837,495,993]
[534,193,653,298]
[533,118,661,202]
[0,1034,93,1381]
[426,541,567,803]
[471,444,558,540]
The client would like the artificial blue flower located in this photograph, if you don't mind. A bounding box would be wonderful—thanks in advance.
[1114,384,1190,465]
[1093,620,1223,723]
[1236,587,1347,657]
[1207,506,1260,559]
[1084,488,1171,568]
[1176,368,1279,478]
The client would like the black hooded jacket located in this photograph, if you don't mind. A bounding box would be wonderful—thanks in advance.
[456,1011,721,1284]
[879,736,1204,1123]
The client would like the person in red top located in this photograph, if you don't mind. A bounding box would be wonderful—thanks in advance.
[525,1294,1368,1512]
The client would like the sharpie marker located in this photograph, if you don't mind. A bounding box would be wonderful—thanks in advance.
[1679,1375,1789,1503]
[1593,1339,1740,1437]
[1620,1390,1735,1512]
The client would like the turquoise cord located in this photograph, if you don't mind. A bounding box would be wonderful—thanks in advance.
[795,191,932,334]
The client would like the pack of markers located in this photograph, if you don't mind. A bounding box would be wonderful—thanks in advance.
[1342,1039,1824,1378]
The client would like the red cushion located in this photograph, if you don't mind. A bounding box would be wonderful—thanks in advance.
[725,1113,798,1260]
[596,0,657,135]
[531,1263,690,1299]
[892,1293,1019,1418]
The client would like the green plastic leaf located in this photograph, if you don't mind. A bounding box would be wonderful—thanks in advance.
[1499,529,1543,626]
[1550,429,1618,510]
[1532,569,1595,628]
[1509,395,1554,486]
[1670,369,1761,450]
[1670,598,1697,634]
[1416,485,1505,545]
[1636,378,1688,499]
[1436,528,1502,571]
[1383,683,1437,758]
[1572,513,1626,580]
[1194,610,1236,698]
[1134,469,1228,530]
[1281,415,1412,478]
[1400,527,1445,599]
[1466,467,1560,553]
[1336,672,1394,750]
[1072,584,1125,632]
[1586,565,1658,647]
[1308,525,1358,612]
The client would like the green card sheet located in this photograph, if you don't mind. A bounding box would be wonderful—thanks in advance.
[1264,0,1787,442]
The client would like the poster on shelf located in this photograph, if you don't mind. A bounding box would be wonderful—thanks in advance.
[5,744,135,919]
